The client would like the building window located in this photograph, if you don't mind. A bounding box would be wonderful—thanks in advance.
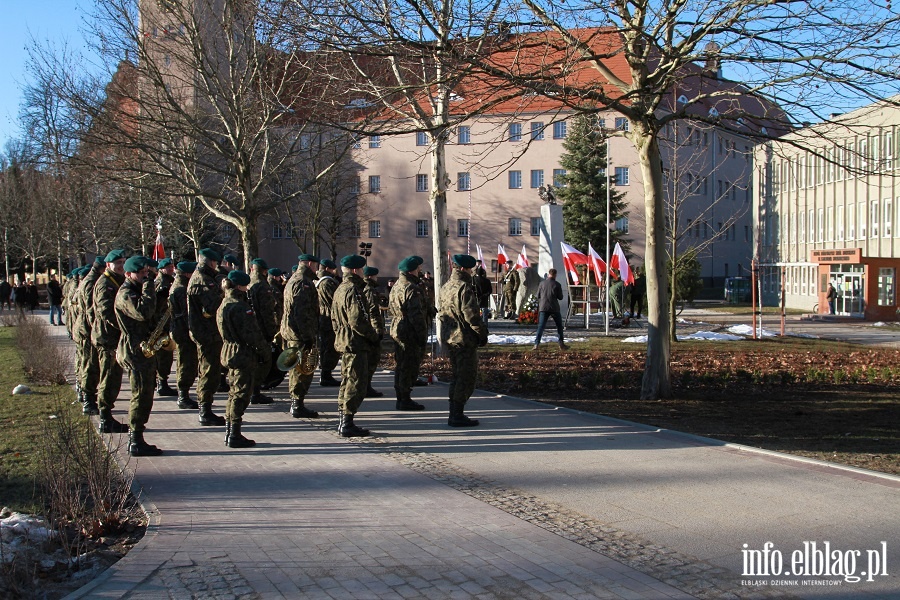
[457,219,469,237]
[837,207,844,241]
[530,217,542,236]
[416,220,429,237]
[457,172,471,191]
[369,135,381,148]
[871,200,879,238]
[416,174,428,192]
[885,199,893,237]
[530,169,544,188]
[272,222,284,239]
[509,122,522,141]
[416,131,429,146]
[858,201,866,239]
[457,126,471,144]
[616,217,629,233]
[615,167,630,185]
[615,117,629,131]
[350,177,360,195]
[818,207,824,241]
[509,170,522,189]
[509,218,522,236]
[878,268,895,306]
[300,134,311,150]
[553,168,567,187]
[350,222,361,238]
[368,175,381,193]
[531,122,545,140]
[368,220,381,238]
[553,121,567,139]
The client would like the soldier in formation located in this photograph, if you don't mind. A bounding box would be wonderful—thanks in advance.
[315,258,341,387]
[247,258,277,405]
[154,258,177,396]
[74,257,105,415]
[502,262,519,319]
[188,248,227,426]
[388,256,432,411]
[362,266,385,398]
[281,254,321,419]
[331,255,380,437]
[169,261,199,409]
[268,268,285,325]
[93,249,128,434]
[439,254,488,427]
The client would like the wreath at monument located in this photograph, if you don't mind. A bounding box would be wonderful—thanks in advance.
[516,295,538,325]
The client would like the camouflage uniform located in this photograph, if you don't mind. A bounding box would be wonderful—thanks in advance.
[73,261,104,410]
[439,268,488,426]
[363,277,385,394]
[268,274,285,326]
[389,271,432,408]
[115,276,157,433]
[61,276,76,337]
[332,272,380,419]
[218,288,268,425]
[153,270,176,392]
[188,262,225,417]
[247,268,278,398]
[315,271,340,383]
[92,269,126,421]
[502,266,519,318]
[169,271,198,402]
[280,264,320,417]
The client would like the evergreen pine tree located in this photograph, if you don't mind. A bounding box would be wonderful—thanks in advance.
[557,115,630,256]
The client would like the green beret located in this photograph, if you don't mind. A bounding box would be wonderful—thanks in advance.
[341,255,366,269]
[227,270,251,286]
[176,261,197,273]
[199,248,223,262]
[320,259,337,269]
[94,256,106,266]
[124,256,147,273]
[398,256,422,272]
[157,258,173,269]
[79,266,91,276]
[363,266,379,276]
[297,253,319,263]
[410,255,424,265]
[144,258,159,269]
[104,249,126,262]
[453,254,477,269]
[268,268,284,277]
[291,265,299,272]
[251,258,268,270]
[223,254,239,265]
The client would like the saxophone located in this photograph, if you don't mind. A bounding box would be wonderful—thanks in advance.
[141,305,175,358]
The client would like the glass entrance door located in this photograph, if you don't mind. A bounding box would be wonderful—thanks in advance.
[830,265,865,316]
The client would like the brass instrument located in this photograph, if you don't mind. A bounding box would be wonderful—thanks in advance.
[141,305,176,358]
[276,345,319,376]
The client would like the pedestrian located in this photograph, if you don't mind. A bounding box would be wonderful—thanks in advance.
[218,270,269,448]
[169,261,199,410]
[0,277,11,311]
[93,250,128,434]
[47,274,64,325]
[826,283,836,315]
[331,254,381,437]
[630,268,646,319]
[114,256,162,456]
[187,248,227,427]
[532,269,569,350]
[12,279,27,320]
[388,256,431,411]
[315,258,341,387]
[25,279,39,313]
[281,254,321,419]
[438,254,488,427]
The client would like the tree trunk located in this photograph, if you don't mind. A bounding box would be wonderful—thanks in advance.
[240,214,259,264]
[635,126,672,400]
[669,246,678,343]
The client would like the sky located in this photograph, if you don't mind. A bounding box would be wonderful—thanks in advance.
[0,0,92,151]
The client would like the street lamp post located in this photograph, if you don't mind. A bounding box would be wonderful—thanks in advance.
[605,134,612,336]
[358,242,372,264]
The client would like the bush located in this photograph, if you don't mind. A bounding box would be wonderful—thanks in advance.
[15,318,68,385]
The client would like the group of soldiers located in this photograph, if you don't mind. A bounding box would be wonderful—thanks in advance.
[60,247,489,454]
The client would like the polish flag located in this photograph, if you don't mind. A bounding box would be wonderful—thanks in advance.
[560,242,588,285]
[610,242,634,285]
[587,243,607,286]
[476,244,485,267]
[516,245,530,269]
[497,244,510,266]
[152,222,166,261]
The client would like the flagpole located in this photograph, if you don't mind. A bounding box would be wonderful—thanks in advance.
[605,134,611,336]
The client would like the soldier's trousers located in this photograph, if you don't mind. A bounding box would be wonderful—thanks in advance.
[196,341,222,407]
[338,349,369,415]
[225,367,254,422]
[366,338,382,388]
[175,340,198,392]
[318,321,340,377]
[128,359,157,432]
[448,345,478,407]
[504,290,517,316]
[97,347,124,412]
[77,338,100,395]
[288,364,314,402]
[254,350,272,389]
[156,348,174,381]
[393,339,425,394]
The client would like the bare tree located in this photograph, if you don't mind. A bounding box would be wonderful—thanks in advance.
[457,1,900,398]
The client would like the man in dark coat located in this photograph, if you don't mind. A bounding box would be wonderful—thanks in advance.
[47,275,64,325]
[532,269,568,350]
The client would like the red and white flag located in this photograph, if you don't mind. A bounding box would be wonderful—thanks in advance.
[587,243,607,286]
[560,242,588,285]
[497,244,510,266]
[610,242,634,285]
[476,244,485,267]
[152,222,166,261]
[515,245,530,269]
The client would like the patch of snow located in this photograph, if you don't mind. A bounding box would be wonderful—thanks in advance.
[727,324,777,338]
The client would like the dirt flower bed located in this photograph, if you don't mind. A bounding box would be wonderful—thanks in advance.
[389,342,900,475]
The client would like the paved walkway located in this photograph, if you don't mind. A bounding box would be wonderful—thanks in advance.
[47,325,898,600]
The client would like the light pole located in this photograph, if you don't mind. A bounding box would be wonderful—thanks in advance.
[605,134,612,336]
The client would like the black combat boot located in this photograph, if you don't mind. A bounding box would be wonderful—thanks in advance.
[338,412,369,438]
[177,390,198,410]
[396,390,424,411]
[129,430,163,456]
[156,378,177,397]
[414,378,428,386]
[198,404,226,426]
[226,420,256,448]
[249,387,273,405]
[224,421,231,446]
[289,399,319,418]
[365,385,384,398]
[82,391,100,416]
[319,374,340,387]
[98,410,129,433]
[448,403,479,427]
